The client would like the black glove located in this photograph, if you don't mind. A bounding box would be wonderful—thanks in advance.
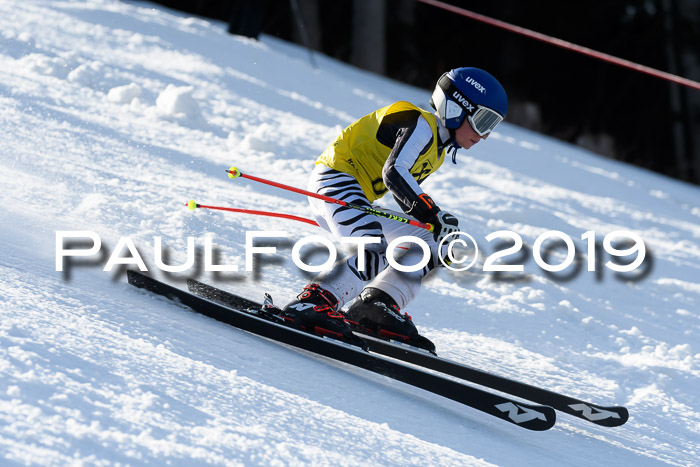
[429,210,460,244]
[406,194,459,243]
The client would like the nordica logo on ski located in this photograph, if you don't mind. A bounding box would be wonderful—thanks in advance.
[569,403,622,421]
[495,402,548,424]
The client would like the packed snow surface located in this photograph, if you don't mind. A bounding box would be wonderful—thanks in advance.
[1,1,699,465]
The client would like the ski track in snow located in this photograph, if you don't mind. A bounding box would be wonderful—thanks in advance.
[1,1,699,465]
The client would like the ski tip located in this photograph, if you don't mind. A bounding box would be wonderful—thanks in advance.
[567,403,629,427]
[598,406,630,427]
[524,405,556,431]
[613,407,630,427]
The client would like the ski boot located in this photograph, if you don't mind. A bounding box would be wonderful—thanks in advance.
[344,288,436,354]
[277,284,368,350]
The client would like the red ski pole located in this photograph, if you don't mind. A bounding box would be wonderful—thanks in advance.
[186,200,319,226]
[226,166,434,232]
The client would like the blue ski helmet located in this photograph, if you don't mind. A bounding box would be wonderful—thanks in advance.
[430,67,508,135]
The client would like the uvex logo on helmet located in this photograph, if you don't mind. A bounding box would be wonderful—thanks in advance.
[452,91,474,112]
[465,76,486,93]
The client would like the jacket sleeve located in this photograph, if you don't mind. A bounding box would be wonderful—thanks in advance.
[381,114,437,218]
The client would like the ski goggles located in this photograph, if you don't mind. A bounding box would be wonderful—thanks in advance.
[467,105,504,137]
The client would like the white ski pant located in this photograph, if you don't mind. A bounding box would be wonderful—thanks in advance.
[307,163,440,309]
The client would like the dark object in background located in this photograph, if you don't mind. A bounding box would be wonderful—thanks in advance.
[141,0,700,185]
[228,0,267,39]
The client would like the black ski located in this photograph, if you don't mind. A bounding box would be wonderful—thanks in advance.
[186,278,628,427]
[127,270,555,431]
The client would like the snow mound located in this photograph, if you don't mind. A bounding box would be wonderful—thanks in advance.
[107,82,142,104]
[153,84,205,128]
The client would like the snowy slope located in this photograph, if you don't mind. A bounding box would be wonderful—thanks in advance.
[1,1,699,465]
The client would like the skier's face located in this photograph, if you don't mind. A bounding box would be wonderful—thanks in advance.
[455,119,487,150]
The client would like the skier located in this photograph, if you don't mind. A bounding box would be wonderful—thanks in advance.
[278,67,508,352]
